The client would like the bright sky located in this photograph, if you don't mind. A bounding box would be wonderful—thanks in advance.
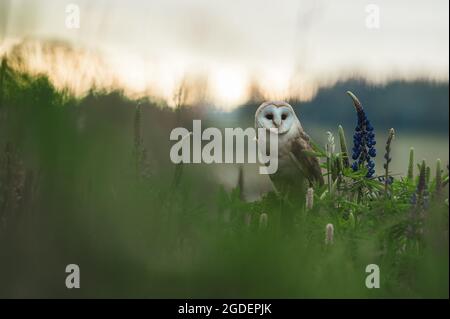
[0,0,448,108]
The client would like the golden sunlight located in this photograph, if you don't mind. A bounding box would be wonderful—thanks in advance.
[211,66,248,108]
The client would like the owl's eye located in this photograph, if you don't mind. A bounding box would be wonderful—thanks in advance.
[265,113,273,120]
[281,113,288,120]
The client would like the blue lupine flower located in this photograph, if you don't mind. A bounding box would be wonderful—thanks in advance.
[347,91,377,178]
[378,175,394,184]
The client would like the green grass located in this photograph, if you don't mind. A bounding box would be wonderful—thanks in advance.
[0,61,448,298]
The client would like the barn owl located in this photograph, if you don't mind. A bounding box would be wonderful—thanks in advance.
[255,101,324,197]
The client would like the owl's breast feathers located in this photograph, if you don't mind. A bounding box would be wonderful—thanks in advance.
[276,128,324,187]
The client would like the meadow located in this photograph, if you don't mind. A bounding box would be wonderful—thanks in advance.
[0,58,448,298]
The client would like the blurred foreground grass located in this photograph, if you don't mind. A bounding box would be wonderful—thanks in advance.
[0,60,448,298]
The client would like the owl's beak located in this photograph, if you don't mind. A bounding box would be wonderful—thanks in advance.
[273,118,282,127]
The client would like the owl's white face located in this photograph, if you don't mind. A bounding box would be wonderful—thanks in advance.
[255,101,298,135]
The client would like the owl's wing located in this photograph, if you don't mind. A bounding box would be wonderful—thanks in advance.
[290,131,324,186]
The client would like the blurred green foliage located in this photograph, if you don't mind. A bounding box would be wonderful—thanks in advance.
[0,60,448,298]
